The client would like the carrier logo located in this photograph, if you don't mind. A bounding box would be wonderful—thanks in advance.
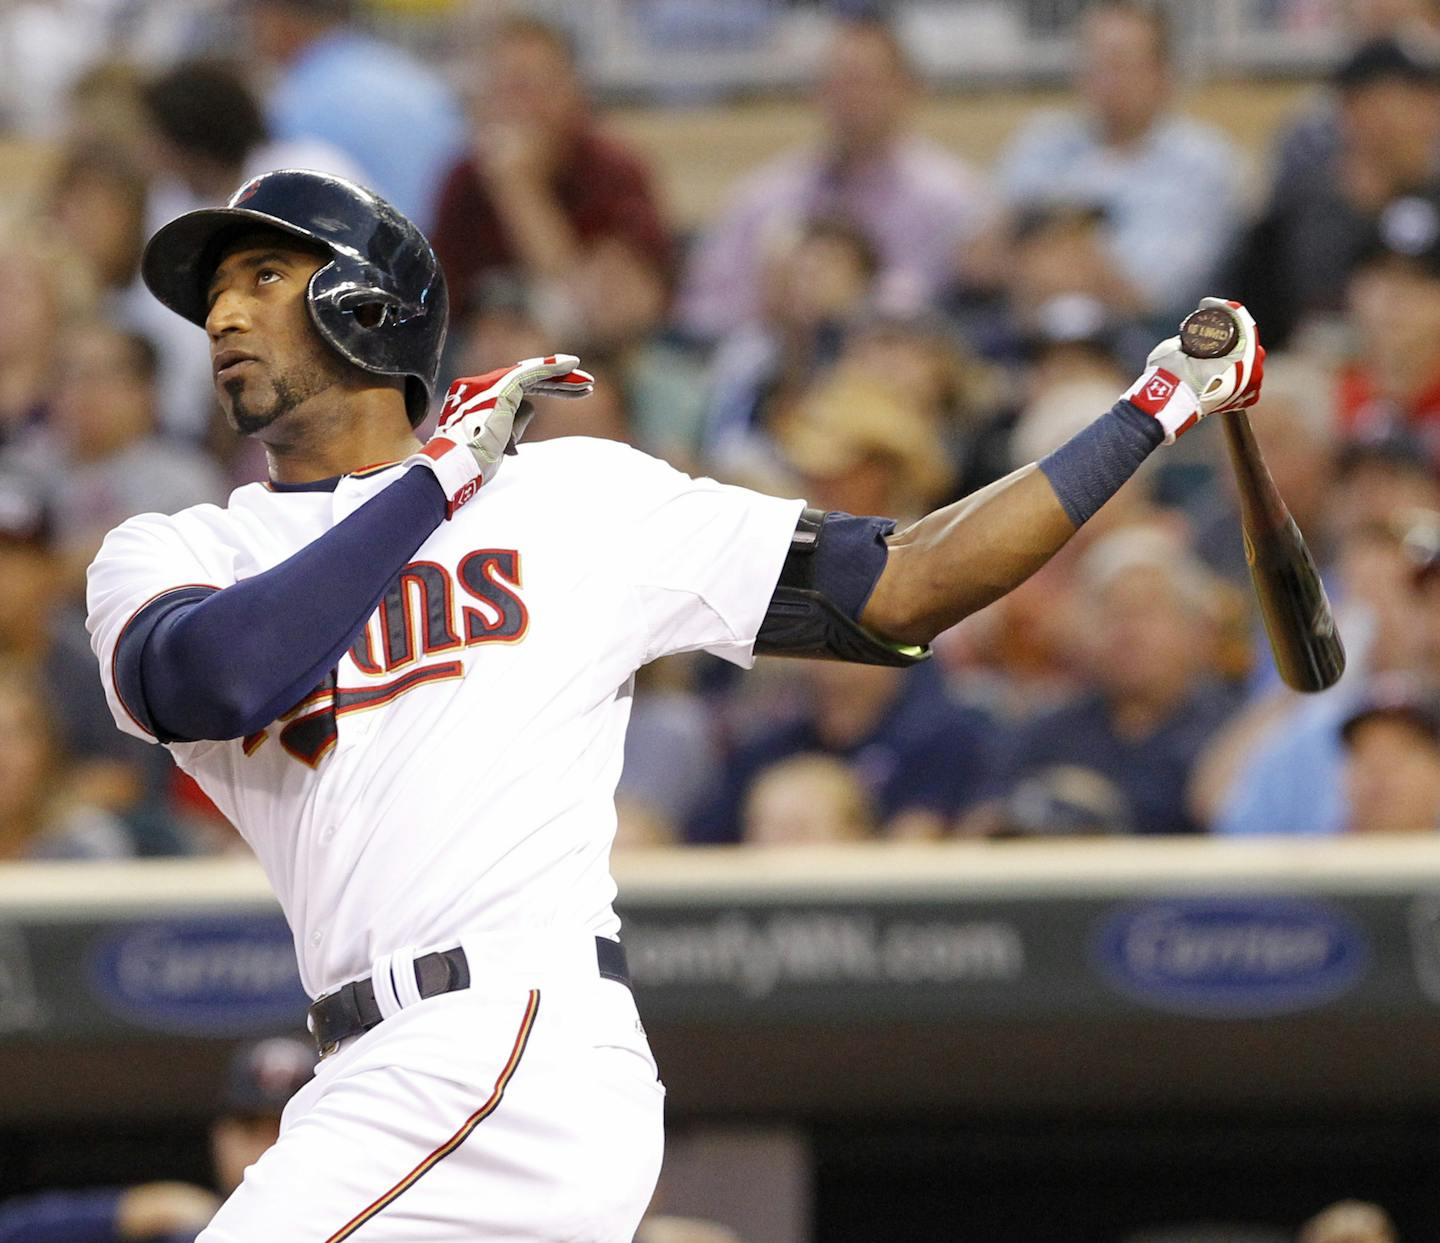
[88,917,307,1035]
[1094,898,1368,1017]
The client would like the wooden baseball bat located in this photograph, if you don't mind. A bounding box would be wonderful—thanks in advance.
[1179,306,1346,693]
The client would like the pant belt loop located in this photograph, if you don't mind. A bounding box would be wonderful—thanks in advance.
[370,951,404,1021]
[391,946,424,1008]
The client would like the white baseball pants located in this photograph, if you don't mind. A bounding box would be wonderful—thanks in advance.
[197,932,665,1242]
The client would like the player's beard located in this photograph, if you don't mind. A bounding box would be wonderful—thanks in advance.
[224,352,352,437]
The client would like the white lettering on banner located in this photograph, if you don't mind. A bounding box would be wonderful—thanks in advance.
[116,932,299,999]
[1124,912,1331,978]
[625,914,1024,999]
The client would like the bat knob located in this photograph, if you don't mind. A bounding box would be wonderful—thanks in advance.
[1178,305,1239,359]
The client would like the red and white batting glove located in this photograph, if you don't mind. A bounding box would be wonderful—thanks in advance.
[407,354,594,516]
[1122,297,1266,444]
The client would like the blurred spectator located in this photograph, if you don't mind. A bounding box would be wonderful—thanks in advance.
[453,292,610,423]
[1200,485,1440,836]
[636,1219,745,1243]
[66,61,152,167]
[135,59,366,438]
[978,526,1236,836]
[960,205,1156,372]
[450,283,641,453]
[1191,355,1341,588]
[0,230,87,450]
[615,658,720,849]
[946,292,1129,493]
[1327,436,1440,550]
[1005,305,1133,470]
[993,765,1134,836]
[42,141,222,444]
[0,470,59,672]
[777,370,954,523]
[678,13,992,341]
[0,661,132,862]
[994,2,1243,326]
[0,3,235,138]
[0,467,168,846]
[742,754,876,846]
[688,661,998,843]
[46,143,148,298]
[1226,36,1440,348]
[1340,186,1440,467]
[838,309,998,494]
[142,59,367,215]
[0,3,123,138]
[1297,1199,1399,1243]
[1349,0,1440,40]
[1341,675,1440,831]
[1266,0,1440,245]
[13,322,225,600]
[250,0,464,231]
[432,17,672,352]
[704,217,880,483]
[0,1035,314,1242]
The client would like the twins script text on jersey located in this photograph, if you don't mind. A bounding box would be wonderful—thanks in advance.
[88,437,802,998]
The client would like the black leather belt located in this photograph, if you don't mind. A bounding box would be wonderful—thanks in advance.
[307,936,631,1056]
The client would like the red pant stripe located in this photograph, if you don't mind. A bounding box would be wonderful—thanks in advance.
[324,989,541,1242]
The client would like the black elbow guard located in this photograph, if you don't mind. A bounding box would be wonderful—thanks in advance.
[755,508,929,667]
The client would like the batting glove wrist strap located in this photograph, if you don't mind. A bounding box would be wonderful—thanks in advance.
[1121,367,1201,445]
[406,438,483,517]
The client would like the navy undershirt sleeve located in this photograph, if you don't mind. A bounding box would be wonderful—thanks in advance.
[1037,400,1164,528]
[115,467,446,743]
[0,1187,126,1243]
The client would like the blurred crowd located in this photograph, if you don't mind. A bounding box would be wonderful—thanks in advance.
[5,0,1440,861]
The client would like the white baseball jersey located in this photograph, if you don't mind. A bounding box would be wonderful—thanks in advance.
[88,437,803,998]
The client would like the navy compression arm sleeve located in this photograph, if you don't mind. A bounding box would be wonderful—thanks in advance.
[115,467,446,743]
[1037,399,1163,528]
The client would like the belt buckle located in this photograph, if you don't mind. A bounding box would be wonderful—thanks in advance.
[306,999,341,1060]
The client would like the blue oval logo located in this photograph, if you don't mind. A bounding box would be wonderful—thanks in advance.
[88,916,308,1035]
[1094,897,1369,1017]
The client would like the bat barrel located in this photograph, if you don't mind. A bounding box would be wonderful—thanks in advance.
[1245,516,1348,691]
[1220,409,1347,693]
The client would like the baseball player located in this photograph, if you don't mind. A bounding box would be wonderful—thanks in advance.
[86,169,1263,1241]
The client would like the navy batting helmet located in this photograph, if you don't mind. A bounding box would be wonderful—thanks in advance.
[141,169,447,426]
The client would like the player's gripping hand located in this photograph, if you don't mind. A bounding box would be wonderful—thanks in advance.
[407,354,594,516]
[1121,297,1266,444]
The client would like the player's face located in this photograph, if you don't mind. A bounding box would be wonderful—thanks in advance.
[204,236,354,438]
